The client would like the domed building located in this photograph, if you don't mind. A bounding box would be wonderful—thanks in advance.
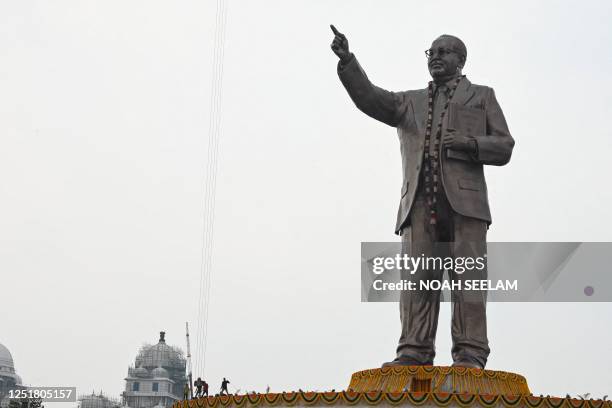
[0,342,25,399]
[123,332,187,408]
[78,392,121,408]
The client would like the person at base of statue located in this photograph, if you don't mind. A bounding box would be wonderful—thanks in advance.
[184,382,190,400]
[330,25,514,369]
[220,377,230,396]
[194,377,203,397]
[202,379,209,397]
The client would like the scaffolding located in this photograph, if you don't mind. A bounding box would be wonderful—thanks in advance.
[78,392,122,408]
[134,333,186,373]
[124,332,188,408]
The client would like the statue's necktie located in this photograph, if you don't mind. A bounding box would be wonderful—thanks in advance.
[422,76,463,227]
[430,85,448,156]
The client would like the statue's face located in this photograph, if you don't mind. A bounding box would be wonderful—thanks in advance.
[427,37,465,80]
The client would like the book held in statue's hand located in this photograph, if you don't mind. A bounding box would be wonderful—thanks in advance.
[446,103,486,161]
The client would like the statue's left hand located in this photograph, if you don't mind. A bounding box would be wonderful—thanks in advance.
[443,130,476,153]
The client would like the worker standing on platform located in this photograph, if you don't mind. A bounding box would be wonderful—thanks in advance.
[194,377,203,397]
[220,378,230,396]
[202,380,209,397]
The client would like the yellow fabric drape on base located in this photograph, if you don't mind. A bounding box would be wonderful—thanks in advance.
[175,392,611,408]
[348,367,530,395]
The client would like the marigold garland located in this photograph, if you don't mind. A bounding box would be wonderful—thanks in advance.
[349,367,530,395]
[175,392,612,408]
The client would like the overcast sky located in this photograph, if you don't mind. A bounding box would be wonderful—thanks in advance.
[1,0,611,405]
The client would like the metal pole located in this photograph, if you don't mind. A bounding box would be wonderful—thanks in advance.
[186,322,194,399]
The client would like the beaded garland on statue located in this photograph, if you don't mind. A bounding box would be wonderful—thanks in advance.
[422,75,464,226]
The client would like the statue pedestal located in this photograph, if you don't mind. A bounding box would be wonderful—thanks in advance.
[178,367,611,408]
[348,366,530,395]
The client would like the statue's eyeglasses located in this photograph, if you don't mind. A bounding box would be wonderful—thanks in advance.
[425,47,462,59]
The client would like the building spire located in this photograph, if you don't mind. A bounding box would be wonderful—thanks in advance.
[159,331,166,343]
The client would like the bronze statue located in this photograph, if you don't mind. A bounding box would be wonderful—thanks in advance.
[331,25,514,369]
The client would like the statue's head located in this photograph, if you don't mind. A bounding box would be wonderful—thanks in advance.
[426,35,467,81]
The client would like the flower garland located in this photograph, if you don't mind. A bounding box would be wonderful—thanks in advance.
[422,75,465,226]
[348,366,530,395]
[175,392,611,408]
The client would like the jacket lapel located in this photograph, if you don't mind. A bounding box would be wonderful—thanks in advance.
[415,77,474,133]
[414,88,429,133]
[451,76,475,106]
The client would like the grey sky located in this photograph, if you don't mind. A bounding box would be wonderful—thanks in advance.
[1,0,611,404]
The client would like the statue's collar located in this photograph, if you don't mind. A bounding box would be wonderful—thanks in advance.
[432,74,462,89]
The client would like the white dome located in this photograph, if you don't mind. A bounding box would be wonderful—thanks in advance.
[78,394,118,408]
[134,332,185,370]
[134,366,149,377]
[151,367,169,378]
[0,343,14,371]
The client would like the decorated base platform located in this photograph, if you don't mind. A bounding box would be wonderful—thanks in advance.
[348,366,530,394]
[177,392,611,408]
[175,366,610,408]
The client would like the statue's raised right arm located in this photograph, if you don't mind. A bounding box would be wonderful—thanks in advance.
[330,25,408,128]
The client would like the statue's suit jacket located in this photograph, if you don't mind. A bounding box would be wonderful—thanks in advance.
[338,56,515,234]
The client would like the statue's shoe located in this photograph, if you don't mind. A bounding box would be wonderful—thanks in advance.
[452,357,484,369]
[382,356,433,367]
